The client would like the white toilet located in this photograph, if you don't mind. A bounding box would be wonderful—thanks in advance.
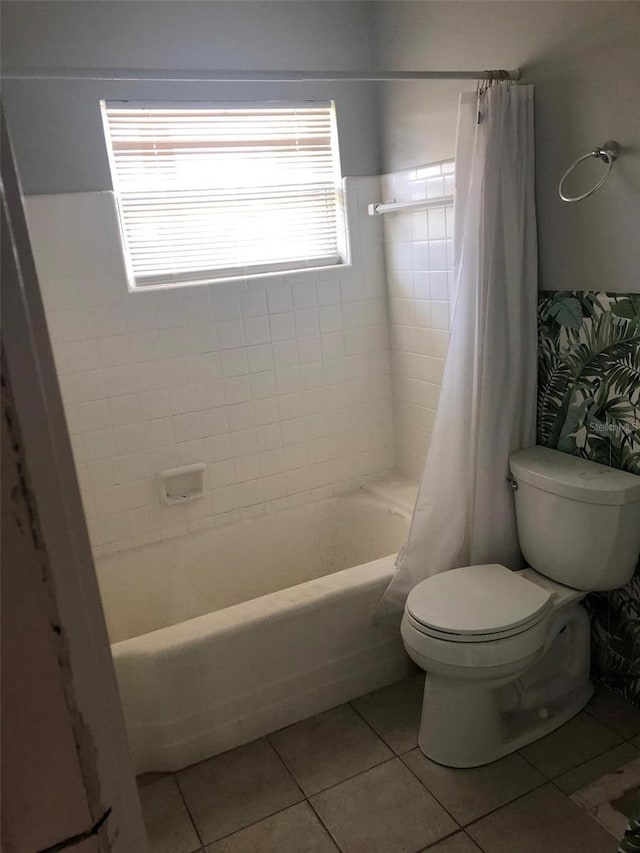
[401,445,640,768]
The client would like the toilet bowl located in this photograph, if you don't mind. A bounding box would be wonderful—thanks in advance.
[402,447,640,768]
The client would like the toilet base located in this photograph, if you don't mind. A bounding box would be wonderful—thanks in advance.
[418,676,593,768]
[413,598,595,767]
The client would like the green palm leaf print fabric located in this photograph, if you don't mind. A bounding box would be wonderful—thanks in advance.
[619,814,640,853]
[618,785,640,853]
[537,292,640,708]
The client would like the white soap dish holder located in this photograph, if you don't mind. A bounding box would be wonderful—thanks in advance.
[159,464,206,506]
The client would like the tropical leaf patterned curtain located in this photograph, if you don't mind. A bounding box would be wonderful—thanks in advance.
[619,812,640,853]
[537,291,640,709]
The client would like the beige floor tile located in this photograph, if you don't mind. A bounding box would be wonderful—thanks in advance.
[420,833,482,853]
[311,758,458,853]
[351,674,424,754]
[269,704,393,795]
[403,749,545,825]
[139,776,201,853]
[204,802,337,853]
[177,739,303,844]
[83,841,118,853]
[554,742,640,795]
[633,734,640,749]
[467,783,616,853]
[586,686,640,740]
[138,771,171,788]
[519,711,622,778]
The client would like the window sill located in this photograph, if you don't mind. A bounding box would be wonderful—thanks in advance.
[127,261,352,294]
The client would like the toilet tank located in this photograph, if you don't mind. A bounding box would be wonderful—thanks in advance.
[509,446,640,591]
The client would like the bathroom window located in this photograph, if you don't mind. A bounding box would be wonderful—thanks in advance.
[101,101,347,289]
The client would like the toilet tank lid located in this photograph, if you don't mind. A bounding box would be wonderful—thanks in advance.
[509,446,640,506]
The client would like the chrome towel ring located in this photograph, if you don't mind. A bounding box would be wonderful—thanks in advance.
[558,140,619,203]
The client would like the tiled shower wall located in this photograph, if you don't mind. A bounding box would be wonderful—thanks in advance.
[381,161,455,480]
[25,177,394,556]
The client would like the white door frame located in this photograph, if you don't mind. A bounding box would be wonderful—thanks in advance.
[1,110,148,851]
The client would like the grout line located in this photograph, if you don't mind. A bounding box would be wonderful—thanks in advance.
[395,752,464,831]
[263,734,308,800]
[172,770,207,849]
[347,697,402,753]
[194,800,308,849]
[461,774,619,845]
[266,701,400,793]
[391,742,559,835]
[461,787,547,838]
[549,776,572,798]
[518,737,628,783]
[461,828,492,853]
[415,826,465,852]
[307,754,398,798]
[306,798,347,853]
[136,770,172,789]
[430,739,640,835]
[188,739,307,847]
[348,692,546,839]
[459,828,487,853]
[459,776,550,832]
[585,682,640,738]
[515,748,548,777]
[164,713,404,852]
[269,718,398,798]
[582,708,640,745]
[136,769,204,853]
[547,772,629,835]
[266,698,456,852]
[547,741,640,792]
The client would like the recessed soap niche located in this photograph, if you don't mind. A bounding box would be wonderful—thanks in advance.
[159,464,206,505]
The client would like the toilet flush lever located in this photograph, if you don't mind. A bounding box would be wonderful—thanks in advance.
[507,476,518,491]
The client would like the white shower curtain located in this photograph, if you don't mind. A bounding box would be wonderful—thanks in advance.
[376,83,538,627]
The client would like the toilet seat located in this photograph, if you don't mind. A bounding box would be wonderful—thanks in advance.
[405,564,553,643]
[404,607,549,644]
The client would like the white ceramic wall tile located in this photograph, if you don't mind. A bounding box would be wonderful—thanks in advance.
[381,160,455,480]
[26,182,394,556]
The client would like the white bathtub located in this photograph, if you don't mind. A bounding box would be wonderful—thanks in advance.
[97,478,415,772]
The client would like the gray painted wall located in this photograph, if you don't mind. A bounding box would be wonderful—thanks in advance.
[373,1,640,293]
[1,1,381,192]
[3,1,638,292]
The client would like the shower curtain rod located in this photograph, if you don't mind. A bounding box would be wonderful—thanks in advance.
[3,67,521,83]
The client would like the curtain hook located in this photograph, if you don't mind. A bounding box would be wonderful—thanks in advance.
[477,76,488,123]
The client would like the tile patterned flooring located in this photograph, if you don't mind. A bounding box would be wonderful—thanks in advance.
[137,677,640,853]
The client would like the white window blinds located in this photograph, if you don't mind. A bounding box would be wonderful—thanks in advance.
[101,102,345,288]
